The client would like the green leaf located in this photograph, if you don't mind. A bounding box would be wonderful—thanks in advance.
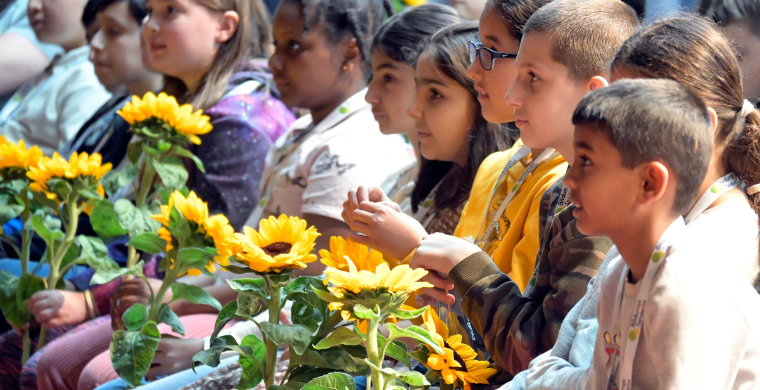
[386,324,444,354]
[30,190,60,211]
[176,247,212,272]
[291,301,320,333]
[77,236,119,271]
[170,282,222,311]
[168,207,192,243]
[48,178,72,200]
[58,243,81,273]
[152,157,189,191]
[77,187,103,200]
[192,335,237,370]
[0,271,24,326]
[222,264,254,274]
[127,142,144,164]
[101,165,139,197]
[114,199,160,237]
[110,321,161,387]
[210,301,238,341]
[157,304,185,335]
[396,370,430,387]
[16,272,44,323]
[389,305,427,320]
[128,232,166,254]
[29,213,63,243]
[226,278,266,297]
[302,372,356,390]
[0,195,23,226]
[173,146,205,173]
[352,304,377,320]
[289,347,367,375]
[379,333,411,368]
[313,327,363,350]
[236,334,266,390]
[311,286,342,303]
[235,291,263,318]
[91,260,144,285]
[89,200,129,240]
[122,303,148,331]
[259,322,313,355]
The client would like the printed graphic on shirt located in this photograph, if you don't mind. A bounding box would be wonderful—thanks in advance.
[314,151,355,176]
[604,331,622,390]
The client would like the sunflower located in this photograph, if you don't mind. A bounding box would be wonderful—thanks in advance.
[0,138,43,173]
[117,92,212,145]
[152,190,235,276]
[324,258,432,295]
[27,152,111,200]
[422,308,496,390]
[319,236,387,272]
[229,215,320,273]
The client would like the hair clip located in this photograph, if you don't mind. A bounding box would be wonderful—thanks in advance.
[739,99,756,118]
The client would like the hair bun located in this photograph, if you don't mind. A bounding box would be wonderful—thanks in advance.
[740,99,756,118]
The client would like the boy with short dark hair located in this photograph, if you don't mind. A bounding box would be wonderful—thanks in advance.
[409,0,640,381]
[567,78,760,389]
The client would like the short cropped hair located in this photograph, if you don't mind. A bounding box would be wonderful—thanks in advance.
[523,0,639,82]
[572,79,713,214]
[82,0,148,28]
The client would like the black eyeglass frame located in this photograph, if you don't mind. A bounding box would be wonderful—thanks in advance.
[468,41,518,71]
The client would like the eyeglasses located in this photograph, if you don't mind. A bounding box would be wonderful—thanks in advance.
[468,41,517,71]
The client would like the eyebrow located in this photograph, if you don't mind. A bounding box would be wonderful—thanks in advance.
[416,77,448,87]
[483,35,501,45]
[574,140,594,151]
[376,63,397,71]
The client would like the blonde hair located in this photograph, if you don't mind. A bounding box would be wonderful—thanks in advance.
[163,0,273,109]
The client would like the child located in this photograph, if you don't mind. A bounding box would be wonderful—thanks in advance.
[365,3,462,219]
[242,0,414,270]
[509,15,760,390]
[571,78,760,389]
[700,0,760,104]
[0,0,111,155]
[34,0,295,388]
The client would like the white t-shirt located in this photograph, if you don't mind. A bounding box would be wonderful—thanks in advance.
[588,219,760,390]
[245,89,414,225]
[0,45,111,155]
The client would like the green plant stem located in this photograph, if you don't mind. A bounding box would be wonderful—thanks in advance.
[365,317,385,390]
[147,259,180,322]
[264,276,281,389]
[135,160,156,209]
[21,328,31,364]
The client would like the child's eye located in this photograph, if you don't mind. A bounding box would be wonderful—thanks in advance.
[430,88,442,100]
[529,71,539,82]
[579,155,592,166]
[165,4,178,15]
[382,74,394,83]
[287,41,302,55]
[105,27,122,37]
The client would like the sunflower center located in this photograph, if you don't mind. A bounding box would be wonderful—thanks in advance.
[262,242,292,256]
[444,341,469,372]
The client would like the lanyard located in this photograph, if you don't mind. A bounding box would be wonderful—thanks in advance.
[413,181,441,229]
[614,218,685,390]
[474,146,557,247]
[684,173,741,224]
[246,94,368,226]
[521,185,571,296]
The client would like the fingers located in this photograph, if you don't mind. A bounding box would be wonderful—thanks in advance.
[346,232,375,249]
[356,186,370,204]
[340,205,354,226]
[347,190,360,212]
[420,273,454,291]
[415,289,456,306]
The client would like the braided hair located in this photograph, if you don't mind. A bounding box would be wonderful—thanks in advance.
[284,0,395,81]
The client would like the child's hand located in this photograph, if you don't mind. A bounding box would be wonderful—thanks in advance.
[342,185,400,226]
[346,201,427,260]
[110,278,166,331]
[410,233,482,306]
[28,290,88,328]
[146,335,204,380]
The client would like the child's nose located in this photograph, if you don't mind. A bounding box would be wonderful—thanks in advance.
[268,52,284,73]
[466,59,483,81]
[407,96,423,120]
[504,82,522,108]
[563,166,579,190]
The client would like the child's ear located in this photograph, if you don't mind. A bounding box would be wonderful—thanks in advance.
[215,11,240,43]
[586,76,609,92]
[707,107,719,135]
[637,161,670,207]
[340,37,360,72]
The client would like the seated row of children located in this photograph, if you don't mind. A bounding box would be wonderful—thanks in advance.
[0,0,758,388]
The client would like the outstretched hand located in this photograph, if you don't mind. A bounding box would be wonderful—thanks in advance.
[410,233,482,306]
[28,290,88,329]
[344,201,427,260]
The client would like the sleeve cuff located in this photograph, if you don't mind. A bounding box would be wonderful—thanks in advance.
[449,251,502,298]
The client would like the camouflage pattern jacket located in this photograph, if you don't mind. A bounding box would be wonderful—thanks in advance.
[449,177,612,381]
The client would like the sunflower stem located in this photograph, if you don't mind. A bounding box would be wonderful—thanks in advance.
[148,257,180,322]
[19,191,33,363]
[127,160,157,271]
[365,317,385,390]
[264,276,281,389]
